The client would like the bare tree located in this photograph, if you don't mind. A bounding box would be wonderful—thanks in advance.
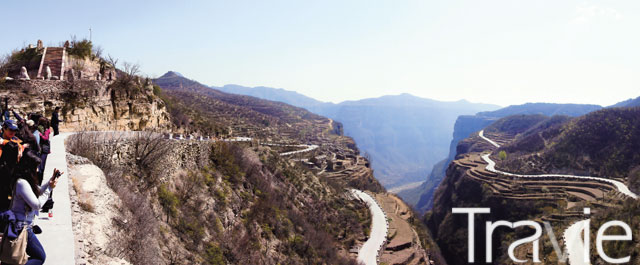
[92,45,103,60]
[123,62,140,78]
[133,131,170,189]
[107,54,118,70]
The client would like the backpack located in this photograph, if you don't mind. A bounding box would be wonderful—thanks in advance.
[40,137,50,154]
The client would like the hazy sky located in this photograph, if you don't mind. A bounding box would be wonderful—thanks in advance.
[3,0,639,106]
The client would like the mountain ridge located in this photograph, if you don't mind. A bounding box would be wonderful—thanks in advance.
[200,77,500,188]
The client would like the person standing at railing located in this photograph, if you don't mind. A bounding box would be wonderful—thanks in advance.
[50,107,60,136]
[36,118,51,185]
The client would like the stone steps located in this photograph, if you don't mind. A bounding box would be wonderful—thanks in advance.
[40,47,65,79]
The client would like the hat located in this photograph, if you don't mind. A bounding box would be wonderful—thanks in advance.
[26,120,35,127]
[2,120,18,131]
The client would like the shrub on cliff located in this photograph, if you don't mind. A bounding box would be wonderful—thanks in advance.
[0,53,9,78]
[158,184,179,221]
[0,48,42,77]
[68,38,93,59]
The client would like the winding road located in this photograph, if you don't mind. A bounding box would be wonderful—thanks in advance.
[260,142,319,156]
[478,130,500,148]
[478,130,638,265]
[165,133,319,156]
[563,220,590,265]
[351,189,388,265]
[478,130,637,199]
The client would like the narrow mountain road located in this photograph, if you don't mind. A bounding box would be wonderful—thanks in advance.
[478,130,639,265]
[38,132,76,265]
[563,220,590,265]
[279,144,319,156]
[478,130,500,148]
[165,134,318,156]
[351,189,388,265]
[478,130,637,199]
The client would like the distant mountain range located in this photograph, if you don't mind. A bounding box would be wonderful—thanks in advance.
[214,81,499,188]
[216,84,327,110]
[609,96,640,108]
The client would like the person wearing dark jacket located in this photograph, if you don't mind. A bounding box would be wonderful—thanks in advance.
[0,98,9,122]
[0,120,22,212]
[51,107,60,136]
[36,118,51,184]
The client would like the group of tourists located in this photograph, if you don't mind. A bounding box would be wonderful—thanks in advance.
[0,105,63,265]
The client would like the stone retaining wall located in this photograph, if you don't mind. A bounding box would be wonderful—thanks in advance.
[89,135,212,181]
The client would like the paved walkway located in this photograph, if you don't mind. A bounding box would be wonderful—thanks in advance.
[37,132,76,264]
[351,189,388,265]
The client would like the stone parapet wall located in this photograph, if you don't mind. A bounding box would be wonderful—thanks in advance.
[92,134,212,181]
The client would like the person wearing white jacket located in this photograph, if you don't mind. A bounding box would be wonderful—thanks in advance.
[7,151,60,265]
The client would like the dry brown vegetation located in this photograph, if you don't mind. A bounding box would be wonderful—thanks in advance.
[68,132,165,264]
[68,131,371,264]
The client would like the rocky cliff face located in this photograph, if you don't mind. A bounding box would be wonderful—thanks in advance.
[0,79,170,131]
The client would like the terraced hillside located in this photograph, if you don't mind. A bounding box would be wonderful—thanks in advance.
[375,193,433,265]
[408,103,601,213]
[152,71,441,264]
[425,112,639,264]
[496,108,640,187]
[153,71,382,192]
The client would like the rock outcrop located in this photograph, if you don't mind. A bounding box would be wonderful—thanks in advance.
[0,80,170,131]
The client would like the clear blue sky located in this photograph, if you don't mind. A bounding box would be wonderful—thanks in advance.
[3,0,639,106]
